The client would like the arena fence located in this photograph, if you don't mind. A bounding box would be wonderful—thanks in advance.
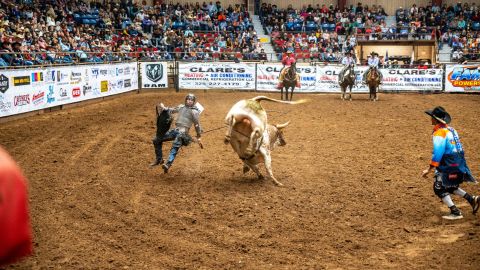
[0,61,478,118]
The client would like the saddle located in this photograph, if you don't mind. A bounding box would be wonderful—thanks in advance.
[283,67,296,81]
[367,67,379,77]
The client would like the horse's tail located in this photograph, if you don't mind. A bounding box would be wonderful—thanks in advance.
[251,96,307,105]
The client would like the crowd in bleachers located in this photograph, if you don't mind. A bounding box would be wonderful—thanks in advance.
[393,2,480,61]
[262,3,385,62]
[0,1,479,66]
[0,0,269,66]
[271,30,357,62]
[260,3,387,36]
[264,2,480,63]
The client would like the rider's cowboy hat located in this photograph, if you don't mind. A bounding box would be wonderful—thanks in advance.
[425,106,451,124]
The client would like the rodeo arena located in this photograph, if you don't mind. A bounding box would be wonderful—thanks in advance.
[2,0,480,268]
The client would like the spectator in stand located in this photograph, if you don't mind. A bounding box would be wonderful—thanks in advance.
[259,48,267,61]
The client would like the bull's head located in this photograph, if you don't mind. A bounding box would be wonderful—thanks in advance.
[274,121,290,147]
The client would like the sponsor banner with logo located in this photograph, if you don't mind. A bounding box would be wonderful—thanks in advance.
[0,63,138,118]
[256,64,318,92]
[257,64,369,92]
[381,68,443,91]
[140,62,168,88]
[0,69,47,116]
[257,64,441,92]
[179,63,255,90]
[315,65,369,93]
[445,64,480,92]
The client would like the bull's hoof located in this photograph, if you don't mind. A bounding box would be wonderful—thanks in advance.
[243,165,250,174]
[258,174,264,180]
[223,136,230,144]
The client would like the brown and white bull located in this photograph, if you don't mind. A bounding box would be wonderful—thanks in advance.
[224,96,305,186]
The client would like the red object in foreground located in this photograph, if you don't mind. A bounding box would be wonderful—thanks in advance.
[0,147,33,266]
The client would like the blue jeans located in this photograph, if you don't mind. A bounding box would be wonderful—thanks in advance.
[152,129,185,165]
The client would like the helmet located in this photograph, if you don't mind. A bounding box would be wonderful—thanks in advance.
[185,93,196,104]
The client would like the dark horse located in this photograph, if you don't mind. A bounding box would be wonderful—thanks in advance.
[339,64,356,101]
[281,62,297,101]
[366,67,380,101]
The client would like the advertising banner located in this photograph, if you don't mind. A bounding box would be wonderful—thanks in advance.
[256,64,442,92]
[0,63,138,118]
[140,62,168,88]
[179,63,255,90]
[381,68,443,91]
[445,64,480,92]
[256,64,318,92]
[315,65,369,93]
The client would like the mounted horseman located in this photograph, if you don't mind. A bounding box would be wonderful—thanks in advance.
[363,52,383,83]
[339,51,356,100]
[277,49,301,100]
[363,52,383,101]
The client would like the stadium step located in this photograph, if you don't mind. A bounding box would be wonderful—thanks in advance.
[438,44,452,62]
[252,15,276,61]
[252,15,266,36]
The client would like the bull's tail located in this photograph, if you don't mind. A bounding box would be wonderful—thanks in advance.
[250,96,308,105]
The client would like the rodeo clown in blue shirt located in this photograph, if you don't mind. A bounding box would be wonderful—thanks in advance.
[422,106,479,220]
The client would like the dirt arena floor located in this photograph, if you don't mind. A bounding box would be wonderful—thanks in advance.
[1,90,480,269]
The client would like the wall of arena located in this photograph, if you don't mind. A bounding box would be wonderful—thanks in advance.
[356,41,435,63]
[0,61,479,120]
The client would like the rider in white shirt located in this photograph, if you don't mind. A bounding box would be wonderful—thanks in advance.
[363,52,383,84]
[339,51,355,83]
[341,51,356,65]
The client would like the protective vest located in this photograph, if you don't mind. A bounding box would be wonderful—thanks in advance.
[175,105,202,136]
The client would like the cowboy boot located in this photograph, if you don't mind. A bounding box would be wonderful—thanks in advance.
[162,162,171,173]
[296,75,301,88]
[277,82,283,89]
[150,158,164,167]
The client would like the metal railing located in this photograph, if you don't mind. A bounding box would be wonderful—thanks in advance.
[0,51,145,69]
[436,51,480,63]
[1,50,479,68]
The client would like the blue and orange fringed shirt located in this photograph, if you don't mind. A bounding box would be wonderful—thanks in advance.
[430,123,476,185]
[430,123,463,167]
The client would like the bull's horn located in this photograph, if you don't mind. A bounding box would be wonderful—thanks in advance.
[275,121,290,129]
